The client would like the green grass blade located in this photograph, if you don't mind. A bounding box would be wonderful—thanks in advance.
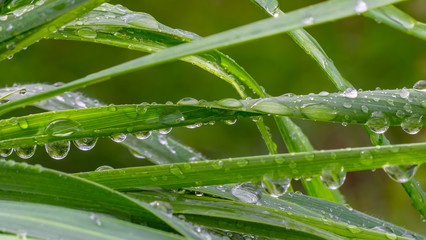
[0,0,403,116]
[401,179,426,218]
[1,89,424,149]
[0,200,184,240]
[0,0,108,61]
[364,6,426,40]
[75,142,426,189]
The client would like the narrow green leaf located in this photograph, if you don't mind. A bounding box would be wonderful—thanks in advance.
[0,0,403,116]
[75,142,426,189]
[0,200,184,240]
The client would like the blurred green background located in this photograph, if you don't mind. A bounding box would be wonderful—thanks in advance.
[1,0,425,234]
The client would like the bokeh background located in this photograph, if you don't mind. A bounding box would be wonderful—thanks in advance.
[1,0,425,234]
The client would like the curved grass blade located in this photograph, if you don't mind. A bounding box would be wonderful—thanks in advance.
[75,142,426,189]
[0,0,403,116]
[0,0,108,61]
[129,191,421,240]
[0,200,184,240]
[1,89,424,149]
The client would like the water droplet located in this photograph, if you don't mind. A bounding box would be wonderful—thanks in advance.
[169,165,185,179]
[304,152,315,161]
[302,16,314,25]
[361,105,369,113]
[45,141,70,160]
[301,104,337,121]
[385,233,397,240]
[107,105,117,112]
[216,98,243,108]
[19,89,27,95]
[383,164,419,183]
[236,159,248,167]
[73,138,98,151]
[136,103,148,115]
[360,150,373,165]
[177,97,199,105]
[15,145,36,159]
[122,12,159,30]
[75,27,97,38]
[130,149,146,159]
[17,119,29,129]
[45,119,81,137]
[231,183,261,204]
[343,102,352,109]
[261,177,291,198]
[225,119,237,125]
[366,111,389,134]
[186,123,202,129]
[95,165,114,171]
[347,225,362,234]
[158,128,172,135]
[342,88,358,98]
[318,91,329,96]
[251,100,292,115]
[149,201,173,217]
[89,213,102,226]
[159,109,184,125]
[401,114,422,134]
[396,110,405,118]
[399,87,409,99]
[354,0,368,14]
[211,160,224,169]
[134,131,152,140]
[320,167,346,189]
[0,148,13,157]
[413,80,426,92]
[6,42,15,50]
[109,133,127,143]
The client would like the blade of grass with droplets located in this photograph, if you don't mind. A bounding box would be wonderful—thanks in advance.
[0,0,108,61]
[250,0,348,203]
[1,89,424,149]
[0,0,403,116]
[0,200,185,240]
[128,191,421,240]
[75,142,426,189]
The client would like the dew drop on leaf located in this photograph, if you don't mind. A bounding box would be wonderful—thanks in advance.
[383,164,419,183]
[342,88,358,98]
[109,133,127,143]
[413,80,426,91]
[0,148,13,157]
[15,145,36,159]
[75,27,97,39]
[45,141,70,160]
[359,150,373,165]
[134,131,152,140]
[261,177,291,198]
[366,111,389,134]
[320,167,346,189]
[73,138,98,151]
[177,97,199,105]
[399,87,410,99]
[225,119,237,125]
[149,201,173,217]
[231,183,261,204]
[354,0,368,14]
[300,104,337,121]
[251,100,292,115]
[158,128,172,135]
[45,119,81,137]
[216,98,243,108]
[95,165,114,172]
[159,110,184,125]
[400,114,422,134]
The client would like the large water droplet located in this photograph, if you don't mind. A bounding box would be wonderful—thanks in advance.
[17,119,29,129]
[320,167,346,189]
[360,150,373,165]
[383,164,419,183]
[15,145,36,159]
[251,100,292,115]
[231,183,261,204]
[149,201,173,217]
[159,109,184,125]
[216,98,243,108]
[342,88,358,98]
[73,138,98,151]
[301,104,337,121]
[399,87,410,99]
[261,177,291,198]
[45,119,81,137]
[177,97,199,105]
[401,114,422,134]
[75,27,97,39]
[0,148,13,157]
[134,131,152,140]
[366,111,389,134]
[354,0,368,14]
[158,128,172,135]
[121,12,159,30]
[95,165,114,171]
[109,133,127,143]
[413,80,426,92]
[45,141,70,160]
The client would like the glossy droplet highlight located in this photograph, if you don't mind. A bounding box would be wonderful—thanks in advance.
[75,27,97,39]
[134,131,152,140]
[401,114,422,135]
[251,100,292,115]
[366,111,389,134]
[169,165,185,179]
[359,150,373,165]
[15,145,36,159]
[0,148,13,157]
[45,141,70,160]
[383,164,419,183]
[231,183,261,204]
[342,88,358,98]
[110,133,127,143]
[177,97,199,105]
[354,0,368,14]
[159,110,184,125]
[95,165,114,171]
[158,128,172,135]
[73,138,98,151]
[149,201,173,217]
[399,87,409,99]
[45,119,81,137]
[261,177,291,198]
[413,80,426,92]
[216,98,243,108]
[301,104,337,121]
[320,167,346,190]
